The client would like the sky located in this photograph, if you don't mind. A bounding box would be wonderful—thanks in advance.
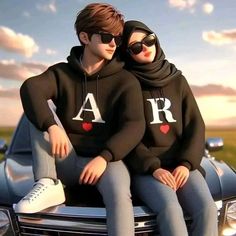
[0,0,236,127]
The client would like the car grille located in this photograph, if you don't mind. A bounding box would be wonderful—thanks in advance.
[17,205,157,235]
[16,202,222,236]
[19,218,158,235]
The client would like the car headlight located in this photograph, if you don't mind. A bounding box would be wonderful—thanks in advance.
[0,207,17,236]
[222,200,236,236]
[227,201,236,229]
[0,210,10,235]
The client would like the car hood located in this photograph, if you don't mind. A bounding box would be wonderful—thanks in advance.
[1,154,236,205]
[201,157,236,201]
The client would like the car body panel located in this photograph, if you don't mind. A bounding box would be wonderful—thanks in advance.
[202,157,236,200]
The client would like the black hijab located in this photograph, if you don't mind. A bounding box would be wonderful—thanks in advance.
[121,20,182,88]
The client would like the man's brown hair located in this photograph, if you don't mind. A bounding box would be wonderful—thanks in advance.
[75,3,124,42]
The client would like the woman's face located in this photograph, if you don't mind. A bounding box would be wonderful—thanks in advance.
[127,30,156,64]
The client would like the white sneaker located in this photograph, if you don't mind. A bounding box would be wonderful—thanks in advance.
[14,178,65,214]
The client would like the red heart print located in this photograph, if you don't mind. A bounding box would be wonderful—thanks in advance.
[82,122,93,132]
[160,124,169,134]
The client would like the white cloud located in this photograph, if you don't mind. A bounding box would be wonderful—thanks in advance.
[202,28,236,45]
[36,1,57,14]
[22,11,31,18]
[0,60,48,81]
[202,3,214,14]
[168,0,197,10]
[46,48,57,55]
[0,26,39,57]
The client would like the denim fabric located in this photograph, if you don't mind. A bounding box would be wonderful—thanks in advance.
[132,170,218,236]
[96,161,134,236]
[29,123,134,236]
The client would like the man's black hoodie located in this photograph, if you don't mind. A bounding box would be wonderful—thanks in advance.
[121,21,205,174]
[20,46,145,162]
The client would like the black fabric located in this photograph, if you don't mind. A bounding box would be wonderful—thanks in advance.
[121,20,182,87]
[20,46,145,162]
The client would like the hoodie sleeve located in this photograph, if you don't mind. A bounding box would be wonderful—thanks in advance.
[125,142,161,174]
[20,68,58,131]
[100,73,145,162]
[177,77,205,170]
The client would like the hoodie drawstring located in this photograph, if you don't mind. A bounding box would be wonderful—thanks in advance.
[80,73,100,121]
[96,74,99,104]
[81,72,87,120]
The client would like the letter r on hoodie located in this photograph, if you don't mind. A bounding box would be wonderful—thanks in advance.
[72,93,105,123]
[147,98,176,124]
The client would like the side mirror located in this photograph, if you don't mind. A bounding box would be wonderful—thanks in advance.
[0,139,8,154]
[205,137,224,152]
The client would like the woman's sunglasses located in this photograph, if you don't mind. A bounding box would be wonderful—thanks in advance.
[96,32,122,46]
[128,33,156,55]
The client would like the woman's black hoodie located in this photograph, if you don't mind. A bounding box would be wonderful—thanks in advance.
[122,21,205,174]
[20,46,145,162]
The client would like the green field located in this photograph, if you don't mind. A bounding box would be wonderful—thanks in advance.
[0,127,15,143]
[0,127,236,169]
[0,127,15,160]
[206,128,236,168]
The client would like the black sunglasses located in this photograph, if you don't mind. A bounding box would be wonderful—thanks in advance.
[128,33,156,55]
[96,32,122,46]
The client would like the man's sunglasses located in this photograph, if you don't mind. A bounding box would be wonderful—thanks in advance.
[95,32,122,46]
[128,33,156,55]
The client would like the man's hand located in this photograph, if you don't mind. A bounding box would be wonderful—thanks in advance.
[48,125,69,158]
[172,165,189,190]
[153,168,176,191]
[79,156,107,185]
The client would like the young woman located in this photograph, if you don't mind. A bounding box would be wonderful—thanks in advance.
[121,20,218,236]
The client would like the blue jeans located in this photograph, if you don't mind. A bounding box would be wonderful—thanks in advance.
[132,170,218,236]
[29,122,134,236]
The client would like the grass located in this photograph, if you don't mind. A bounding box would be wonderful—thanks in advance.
[206,128,236,168]
[0,127,236,169]
[0,127,15,143]
[0,127,15,160]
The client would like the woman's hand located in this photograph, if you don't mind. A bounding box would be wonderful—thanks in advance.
[153,168,176,191]
[48,125,69,159]
[172,165,189,190]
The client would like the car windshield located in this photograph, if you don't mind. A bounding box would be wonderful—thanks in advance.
[7,115,32,155]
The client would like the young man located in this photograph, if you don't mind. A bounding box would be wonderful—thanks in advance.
[14,4,145,236]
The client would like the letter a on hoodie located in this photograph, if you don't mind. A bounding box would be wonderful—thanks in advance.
[73,93,105,123]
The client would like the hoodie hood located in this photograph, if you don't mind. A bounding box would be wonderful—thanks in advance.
[121,20,182,88]
[67,46,124,79]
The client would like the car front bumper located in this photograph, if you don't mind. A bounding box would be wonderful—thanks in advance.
[1,199,236,236]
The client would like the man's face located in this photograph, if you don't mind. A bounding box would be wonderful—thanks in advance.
[87,32,121,60]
